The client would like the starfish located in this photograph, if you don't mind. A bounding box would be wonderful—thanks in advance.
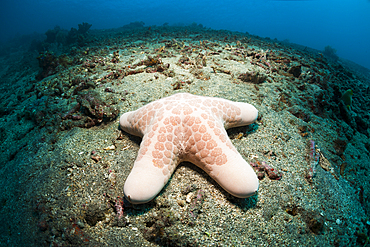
[120,93,259,204]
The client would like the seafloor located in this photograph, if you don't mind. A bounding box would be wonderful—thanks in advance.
[0,23,369,246]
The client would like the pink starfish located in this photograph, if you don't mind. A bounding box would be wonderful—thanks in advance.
[120,93,259,204]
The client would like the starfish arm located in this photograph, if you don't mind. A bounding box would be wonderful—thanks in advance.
[222,101,258,129]
[123,155,168,204]
[204,150,259,198]
[119,111,144,137]
[120,100,165,137]
[186,124,259,198]
[123,127,179,204]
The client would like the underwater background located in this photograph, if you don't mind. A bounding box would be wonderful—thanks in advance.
[0,0,370,246]
[1,0,370,69]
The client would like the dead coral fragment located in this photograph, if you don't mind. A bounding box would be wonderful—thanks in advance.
[77,91,119,121]
[142,206,180,246]
[319,152,332,172]
[340,162,347,176]
[111,50,120,63]
[263,161,283,180]
[250,160,265,180]
[305,140,319,183]
[250,160,282,180]
[238,71,267,84]
[211,66,231,75]
[143,55,162,67]
[61,90,119,130]
[172,80,191,90]
[186,189,206,225]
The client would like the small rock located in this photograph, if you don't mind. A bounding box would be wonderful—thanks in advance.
[104,145,115,150]
[91,155,102,162]
[186,192,194,203]
[288,65,301,78]
[177,200,185,207]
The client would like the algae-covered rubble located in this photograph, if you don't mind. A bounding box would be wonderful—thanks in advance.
[0,24,369,246]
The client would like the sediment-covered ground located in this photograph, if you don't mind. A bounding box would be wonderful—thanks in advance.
[0,24,369,246]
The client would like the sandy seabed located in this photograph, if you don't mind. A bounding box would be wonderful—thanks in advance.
[0,24,369,246]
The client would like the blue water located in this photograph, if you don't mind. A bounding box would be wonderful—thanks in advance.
[1,0,369,69]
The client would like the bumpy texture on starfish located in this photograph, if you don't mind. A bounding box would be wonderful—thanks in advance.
[120,93,259,204]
